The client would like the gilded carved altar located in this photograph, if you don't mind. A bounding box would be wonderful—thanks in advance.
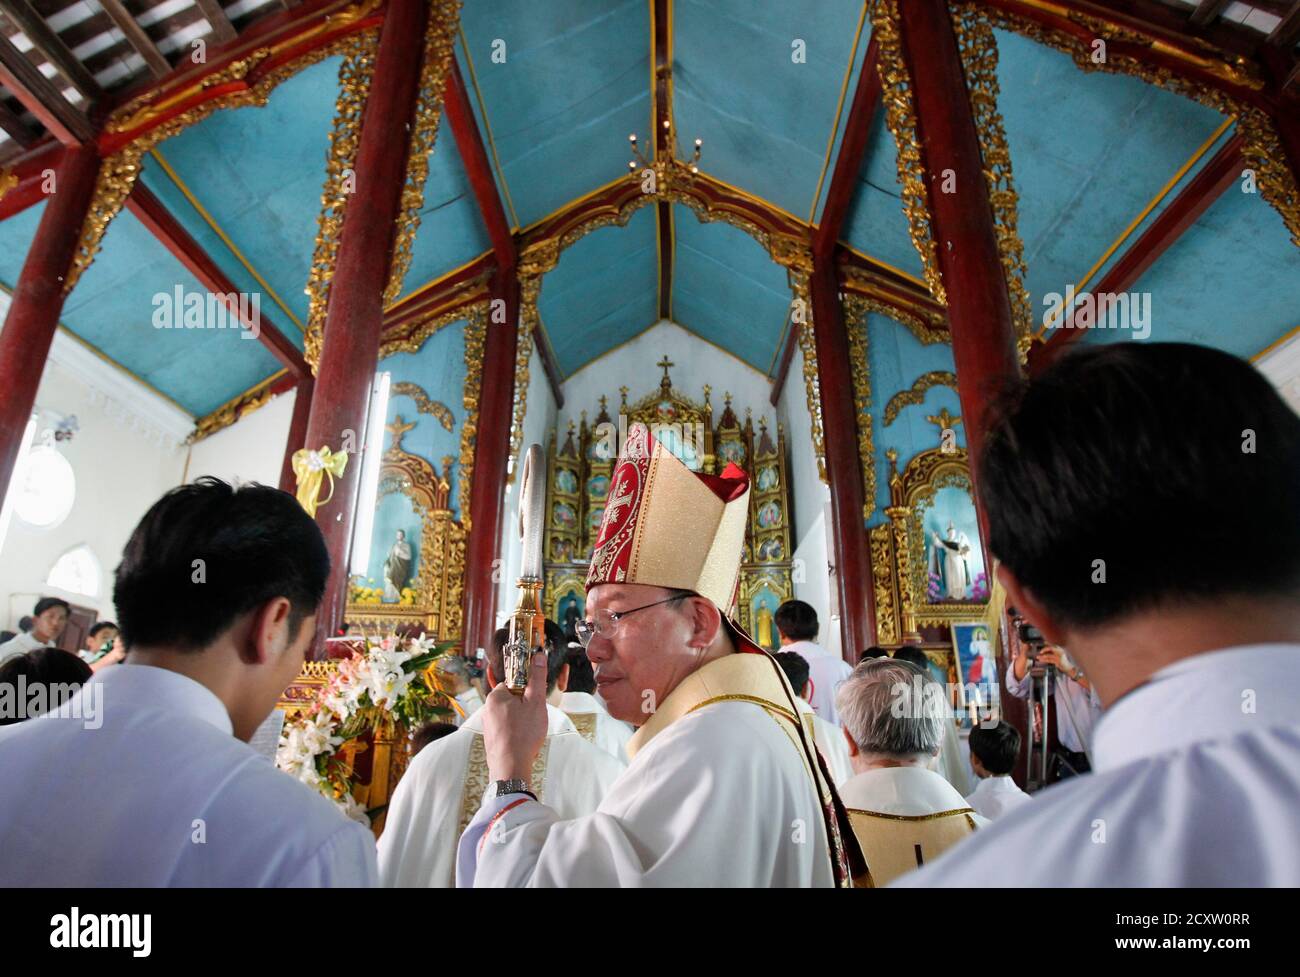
[540,364,795,649]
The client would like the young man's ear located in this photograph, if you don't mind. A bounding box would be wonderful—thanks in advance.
[244,597,295,665]
[996,564,1068,647]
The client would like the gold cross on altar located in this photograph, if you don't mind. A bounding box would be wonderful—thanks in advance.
[657,355,674,387]
[386,414,416,451]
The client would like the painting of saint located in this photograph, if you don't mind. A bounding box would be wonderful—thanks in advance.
[756,464,779,491]
[553,502,577,530]
[718,440,746,465]
[954,623,999,716]
[588,474,610,499]
[555,467,578,495]
[551,538,573,563]
[757,500,781,529]
[758,537,784,561]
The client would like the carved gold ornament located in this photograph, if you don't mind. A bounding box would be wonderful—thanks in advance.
[305,35,380,367]
[0,168,17,201]
[883,371,959,427]
[186,371,287,444]
[867,0,947,306]
[391,381,454,431]
[458,304,488,531]
[839,264,949,344]
[384,0,463,305]
[508,277,540,485]
[951,6,1034,360]
[792,270,828,484]
[843,296,877,519]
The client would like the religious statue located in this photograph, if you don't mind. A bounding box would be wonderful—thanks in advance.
[383,529,413,602]
[755,598,775,650]
[929,521,971,600]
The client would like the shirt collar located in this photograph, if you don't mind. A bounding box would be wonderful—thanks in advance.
[1091,643,1300,772]
[94,663,234,735]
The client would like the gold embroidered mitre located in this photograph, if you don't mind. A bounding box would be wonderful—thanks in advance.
[586,422,750,611]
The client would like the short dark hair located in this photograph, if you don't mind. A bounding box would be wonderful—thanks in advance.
[774,600,818,641]
[113,477,330,651]
[410,721,458,755]
[88,621,117,639]
[0,648,92,725]
[33,597,70,617]
[969,721,1021,776]
[979,343,1300,628]
[490,619,568,693]
[891,646,930,672]
[564,643,596,694]
[772,651,810,696]
[860,646,891,660]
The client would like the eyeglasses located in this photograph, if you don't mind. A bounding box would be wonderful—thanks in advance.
[573,595,687,648]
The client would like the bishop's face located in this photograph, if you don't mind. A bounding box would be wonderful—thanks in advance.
[584,583,704,725]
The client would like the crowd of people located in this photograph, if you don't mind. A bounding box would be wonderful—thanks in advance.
[0,341,1296,887]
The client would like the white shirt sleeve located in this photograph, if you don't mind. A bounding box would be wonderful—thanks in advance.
[1005,659,1031,700]
[280,821,380,888]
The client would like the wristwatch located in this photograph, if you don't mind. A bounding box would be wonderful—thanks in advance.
[493,779,537,801]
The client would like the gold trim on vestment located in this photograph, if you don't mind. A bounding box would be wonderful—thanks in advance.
[454,732,550,885]
[846,806,976,822]
[686,693,797,727]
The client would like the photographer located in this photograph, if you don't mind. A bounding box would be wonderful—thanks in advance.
[1006,634,1099,778]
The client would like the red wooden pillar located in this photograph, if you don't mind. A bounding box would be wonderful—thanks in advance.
[810,260,876,661]
[462,268,520,659]
[0,146,100,504]
[279,376,314,493]
[302,0,430,650]
[896,0,1020,467]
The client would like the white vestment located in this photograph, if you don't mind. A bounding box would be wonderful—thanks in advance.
[965,775,1031,821]
[560,690,632,763]
[812,714,853,788]
[897,644,1300,886]
[453,687,484,727]
[0,630,44,663]
[455,656,839,887]
[0,664,377,886]
[934,720,973,795]
[378,703,624,887]
[783,639,852,725]
[840,766,989,825]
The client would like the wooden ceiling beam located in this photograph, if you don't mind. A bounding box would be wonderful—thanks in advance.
[0,93,34,146]
[1268,2,1300,47]
[0,30,92,144]
[0,0,101,99]
[1189,0,1232,28]
[194,0,238,45]
[813,36,881,259]
[96,0,171,79]
[1028,131,1245,374]
[126,180,310,379]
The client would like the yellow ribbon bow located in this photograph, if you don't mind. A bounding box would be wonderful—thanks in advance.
[292,446,349,518]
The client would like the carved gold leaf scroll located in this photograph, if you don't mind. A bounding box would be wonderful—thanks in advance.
[391,381,455,431]
[508,277,539,485]
[791,269,828,484]
[883,371,958,427]
[458,303,488,531]
[843,296,877,520]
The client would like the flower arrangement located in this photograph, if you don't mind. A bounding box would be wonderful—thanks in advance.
[276,631,458,823]
[927,570,944,601]
[970,571,990,602]
[348,580,418,606]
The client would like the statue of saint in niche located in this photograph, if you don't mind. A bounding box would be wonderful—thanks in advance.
[384,529,413,602]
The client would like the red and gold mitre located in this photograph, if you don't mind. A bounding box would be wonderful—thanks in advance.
[586,422,750,613]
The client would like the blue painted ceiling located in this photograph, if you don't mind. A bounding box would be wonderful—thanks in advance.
[1,4,1297,425]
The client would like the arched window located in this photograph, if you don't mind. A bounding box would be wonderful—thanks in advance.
[46,544,101,599]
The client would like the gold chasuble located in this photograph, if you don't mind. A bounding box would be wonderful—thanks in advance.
[845,806,977,888]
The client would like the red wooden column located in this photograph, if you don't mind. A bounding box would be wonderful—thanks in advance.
[810,261,876,660]
[896,0,1019,466]
[461,268,520,659]
[302,0,430,649]
[0,146,100,504]
[279,376,314,493]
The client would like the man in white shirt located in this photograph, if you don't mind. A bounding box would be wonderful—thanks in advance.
[1005,641,1098,776]
[377,621,624,886]
[0,478,378,886]
[559,642,632,762]
[775,599,852,724]
[0,596,70,663]
[965,721,1030,821]
[836,657,988,886]
[898,342,1300,887]
[773,650,852,787]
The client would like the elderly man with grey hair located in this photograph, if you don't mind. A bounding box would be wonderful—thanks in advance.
[836,657,988,887]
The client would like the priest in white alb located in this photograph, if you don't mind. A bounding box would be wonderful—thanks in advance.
[377,620,624,887]
[455,423,862,887]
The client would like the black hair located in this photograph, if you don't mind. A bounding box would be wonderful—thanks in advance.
[969,721,1022,776]
[33,597,70,617]
[88,621,117,639]
[891,646,931,672]
[980,343,1300,628]
[774,599,818,641]
[0,648,93,725]
[490,619,569,693]
[772,651,811,696]
[410,721,458,755]
[113,477,330,651]
[860,646,890,660]
[17,617,32,633]
[565,643,596,694]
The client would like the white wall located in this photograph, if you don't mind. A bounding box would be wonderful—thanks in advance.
[1256,329,1300,415]
[775,341,838,655]
[494,346,558,637]
[0,330,192,627]
[559,320,778,435]
[185,386,296,487]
